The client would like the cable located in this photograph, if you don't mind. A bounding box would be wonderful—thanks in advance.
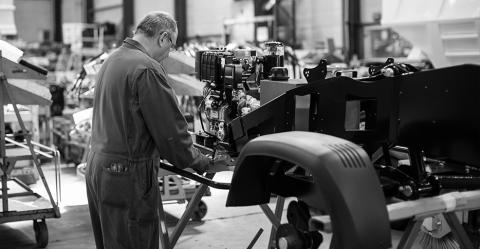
[197,87,217,138]
[197,85,234,163]
[379,164,416,182]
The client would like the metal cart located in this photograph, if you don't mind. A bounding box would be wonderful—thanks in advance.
[0,51,61,248]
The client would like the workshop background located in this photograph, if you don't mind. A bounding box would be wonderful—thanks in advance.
[0,0,479,248]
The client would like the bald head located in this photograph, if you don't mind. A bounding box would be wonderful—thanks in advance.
[135,11,178,38]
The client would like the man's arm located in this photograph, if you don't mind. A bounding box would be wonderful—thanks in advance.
[136,68,210,172]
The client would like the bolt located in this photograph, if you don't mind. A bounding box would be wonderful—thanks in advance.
[278,237,288,249]
[399,185,413,197]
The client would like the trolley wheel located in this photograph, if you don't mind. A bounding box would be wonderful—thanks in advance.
[33,219,49,248]
[191,200,208,221]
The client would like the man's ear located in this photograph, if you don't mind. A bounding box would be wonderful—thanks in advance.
[156,35,163,48]
[159,32,168,45]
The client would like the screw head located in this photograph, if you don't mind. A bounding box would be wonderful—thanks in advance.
[278,237,288,249]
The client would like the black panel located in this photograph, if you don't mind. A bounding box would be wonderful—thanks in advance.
[397,65,480,166]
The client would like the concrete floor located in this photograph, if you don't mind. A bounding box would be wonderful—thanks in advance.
[0,165,417,249]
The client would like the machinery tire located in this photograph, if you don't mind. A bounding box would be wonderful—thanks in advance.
[191,200,208,221]
[33,219,49,248]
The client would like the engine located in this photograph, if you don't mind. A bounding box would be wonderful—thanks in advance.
[195,42,285,151]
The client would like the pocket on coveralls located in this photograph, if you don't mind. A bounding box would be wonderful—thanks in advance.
[100,162,133,207]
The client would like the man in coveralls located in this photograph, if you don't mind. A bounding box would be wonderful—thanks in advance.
[86,11,220,249]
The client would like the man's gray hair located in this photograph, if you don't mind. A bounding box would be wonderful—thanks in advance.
[135,11,177,37]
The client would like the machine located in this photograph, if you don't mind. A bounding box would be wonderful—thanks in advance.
[224,60,480,248]
[156,38,480,248]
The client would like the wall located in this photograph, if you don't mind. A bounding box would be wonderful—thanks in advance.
[361,0,381,23]
[226,1,254,44]
[14,0,53,42]
[186,0,233,40]
[135,0,174,26]
[93,0,121,24]
[63,0,85,23]
[89,0,348,49]
[0,0,17,36]
[296,0,343,50]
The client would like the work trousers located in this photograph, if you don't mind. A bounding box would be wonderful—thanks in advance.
[85,151,160,249]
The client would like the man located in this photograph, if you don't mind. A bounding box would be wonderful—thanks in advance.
[86,11,219,249]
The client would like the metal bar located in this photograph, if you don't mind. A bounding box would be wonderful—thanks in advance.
[4,137,53,158]
[247,228,264,249]
[0,57,8,212]
[158,188,171,249]
[0,53,6,158]
[122,0,134,39]
[396,219,423,249]
[1,173,7,212]
[292,0,296,47]
[0,208,57,223]
[159,161,230,189]
[55,149,61,204]
[268,197,285,249]
[11,178,36,192]
[444,212,475,249]
[260,204,281,229]
[170,172,215,247]
[1,191,40,198]
[30,139,57,151]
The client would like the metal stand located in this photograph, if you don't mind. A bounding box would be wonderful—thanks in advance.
[260,197,285,249]
[156,166,286,249]
[158,172,215,249]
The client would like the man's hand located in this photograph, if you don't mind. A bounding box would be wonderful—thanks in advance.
[207,152,235,173]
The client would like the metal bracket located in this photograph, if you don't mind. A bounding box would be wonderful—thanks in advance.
[303,59,328,83]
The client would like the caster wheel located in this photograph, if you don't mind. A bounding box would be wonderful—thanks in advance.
[191,200,207,221]
[33,219,49,248]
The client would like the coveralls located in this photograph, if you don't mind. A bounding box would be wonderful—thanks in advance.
[86,38,210,249]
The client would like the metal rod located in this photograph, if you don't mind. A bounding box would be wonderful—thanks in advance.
[444,212,475,249]
[159,161,230,189]
[1,173,8,212]
[11,177,35,192]
[260,204,281,228]
[396,219,423,249]
[0,53,6,159]
[4,137,53,158]
[247,228,264,249]
[170,172,215,247]
[55,149,61,204]
[0,54,8,212]
[158,189,171,249]
[268,196,285,249]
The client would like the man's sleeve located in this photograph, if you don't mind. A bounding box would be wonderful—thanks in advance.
[136,68,210,171]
